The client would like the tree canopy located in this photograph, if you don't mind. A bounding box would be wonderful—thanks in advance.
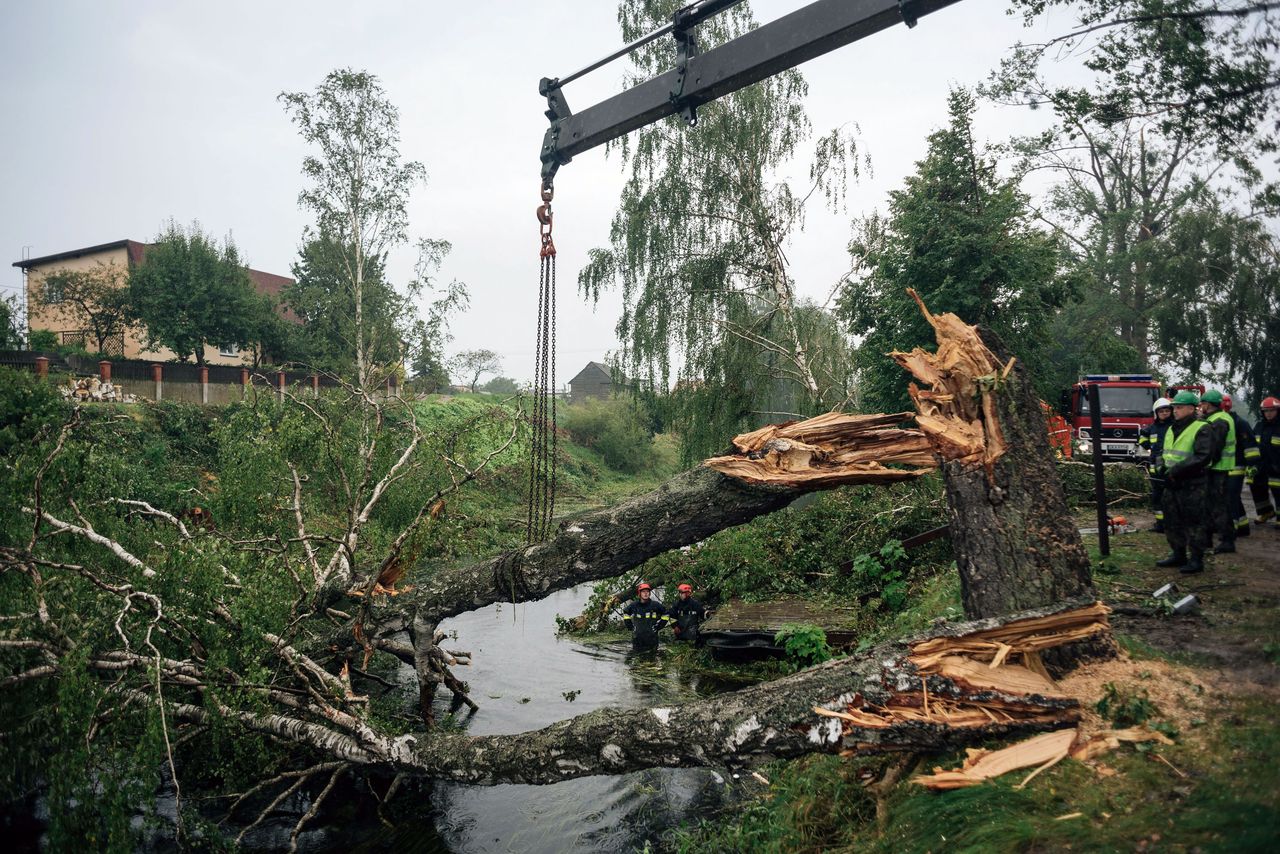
[127,221,271,365]
[840,89,1079,411]
[581,0,861,459]
[32,262,132,355]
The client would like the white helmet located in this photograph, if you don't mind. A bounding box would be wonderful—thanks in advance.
[1153,397,1172,412]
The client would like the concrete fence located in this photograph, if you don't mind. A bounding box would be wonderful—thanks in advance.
[1,352,400,404]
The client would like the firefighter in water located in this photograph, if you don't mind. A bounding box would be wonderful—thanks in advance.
[622,582,670,652]
[1157,391,1213,574]
[1139,397,1175,532]
[669,583,707,643]
[1199,390,1237,554]
[1253,396,1280,525]
[1221,394,1260,537]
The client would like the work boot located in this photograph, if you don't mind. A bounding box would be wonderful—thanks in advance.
[1214,541,1236,554]
[1156,551,1188,568]
[1180,553,1205,574]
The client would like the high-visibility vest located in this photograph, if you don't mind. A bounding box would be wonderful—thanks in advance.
[1164,420,1206,468]
[1207,411,1235,472]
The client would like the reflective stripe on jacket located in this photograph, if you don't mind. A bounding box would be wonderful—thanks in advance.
[1206,411,1235,472]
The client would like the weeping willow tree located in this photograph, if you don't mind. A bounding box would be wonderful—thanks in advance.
[579,0,861,462]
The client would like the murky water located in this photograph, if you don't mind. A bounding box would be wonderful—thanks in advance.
[423,586,741,853]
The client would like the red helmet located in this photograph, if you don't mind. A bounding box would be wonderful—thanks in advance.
[677,583,693,593]
[1222,394,1233,411]
[1263,397,1280,411]
[636,582,651,592]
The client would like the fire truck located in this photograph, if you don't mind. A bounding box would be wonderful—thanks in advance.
[1065,375,1162,460]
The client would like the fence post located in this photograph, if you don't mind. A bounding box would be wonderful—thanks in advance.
[240,368,249,399]
[276,371,286,403]
[199,366,210,405]
[151,363,163,401]
[98,360,112,383]
[35,356,49,380]
[311,374,320,398]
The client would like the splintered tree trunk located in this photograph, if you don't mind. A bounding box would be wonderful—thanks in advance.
[892,293,1093,619]
[943,329,1093,618]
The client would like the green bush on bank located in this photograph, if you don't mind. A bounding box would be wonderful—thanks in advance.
[559,397,657,474]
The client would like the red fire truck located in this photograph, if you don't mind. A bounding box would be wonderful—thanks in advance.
[1065,374,1162,460]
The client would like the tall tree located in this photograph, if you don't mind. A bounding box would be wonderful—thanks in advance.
[580,0,861,458]
[31,262,132,354]
[127,221,262,365]
[282,236,406,374]
[1003,0,1280,166]
[985,3,1278,381]
[449,349,502,393]
[280,69,429,389]
[840,89,1078,412]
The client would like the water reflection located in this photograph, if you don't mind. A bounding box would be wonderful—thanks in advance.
[425,587,737,853]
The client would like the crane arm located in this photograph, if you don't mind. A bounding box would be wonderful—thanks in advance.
[539,0,964,183]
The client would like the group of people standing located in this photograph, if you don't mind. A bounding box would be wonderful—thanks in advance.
[1139,391,1280,573]
[621,582,707,651]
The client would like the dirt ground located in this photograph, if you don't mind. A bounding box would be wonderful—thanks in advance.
[1084,504,1280,692]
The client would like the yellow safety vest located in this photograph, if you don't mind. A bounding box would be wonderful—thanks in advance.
[1164,420,1206,467]
[1206,411,1235,472]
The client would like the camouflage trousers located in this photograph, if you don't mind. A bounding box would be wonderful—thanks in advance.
[1163,476,1210,557]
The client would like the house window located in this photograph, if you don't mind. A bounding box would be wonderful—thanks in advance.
[219,344,239,358]
[40,276,65,305]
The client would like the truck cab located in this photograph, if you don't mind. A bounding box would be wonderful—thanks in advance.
[1068,375,1161,460]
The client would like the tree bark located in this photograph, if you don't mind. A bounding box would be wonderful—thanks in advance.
[176,600,1105,785]
[890,300,1093,619]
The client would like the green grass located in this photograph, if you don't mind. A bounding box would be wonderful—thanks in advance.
[672,696,1280,853]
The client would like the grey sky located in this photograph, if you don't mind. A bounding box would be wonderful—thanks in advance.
[2,0,1065,383]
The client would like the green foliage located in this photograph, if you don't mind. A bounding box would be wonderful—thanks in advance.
[282,235,410,374]
[1095,681,1157,727]
[32,262,133,354]
[773,623,831,667]
[27,328,58,351]
[559,397,656,474]
[479,375,519,395]
[635,477,949,610]
[840,89,1079,412]
[1056,460,1149,509]
[0,366,66,457]
[985,3,1278,389]
[127,220,272,364]
[582,0,860,460]
[0,295,23,349]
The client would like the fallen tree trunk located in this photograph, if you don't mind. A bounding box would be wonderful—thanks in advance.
[170,600,1108,785]
[412,411,935,625]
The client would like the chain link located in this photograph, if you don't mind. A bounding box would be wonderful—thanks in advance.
[527,182,558,544]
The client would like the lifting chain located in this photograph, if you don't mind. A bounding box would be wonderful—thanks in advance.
[526,180,558,544]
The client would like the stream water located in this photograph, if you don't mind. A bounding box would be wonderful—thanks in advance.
[416,585,743,853]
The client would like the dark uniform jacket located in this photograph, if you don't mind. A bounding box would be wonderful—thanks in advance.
[1256,416,1280,475]
[622,598,670,648]
[1165,416,1214,483]
[669,596,707,641]
[1139,419,1173,467]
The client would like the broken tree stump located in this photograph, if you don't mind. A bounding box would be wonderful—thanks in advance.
[892,290,1094,619]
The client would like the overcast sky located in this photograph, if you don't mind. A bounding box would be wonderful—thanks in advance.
[2,0,1072,384]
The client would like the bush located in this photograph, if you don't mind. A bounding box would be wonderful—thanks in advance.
[28,328,57,351]
[559,397,654,473]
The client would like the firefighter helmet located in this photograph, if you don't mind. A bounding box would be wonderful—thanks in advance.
[1171,390,1200,406]
[677,583,692,593]
[636,582,652,592]
[1153,397,1172,412]
[1262,397,1280,411]
[1200,389,1224,406]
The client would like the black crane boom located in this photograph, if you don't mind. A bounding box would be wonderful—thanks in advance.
[539,0,964,182]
